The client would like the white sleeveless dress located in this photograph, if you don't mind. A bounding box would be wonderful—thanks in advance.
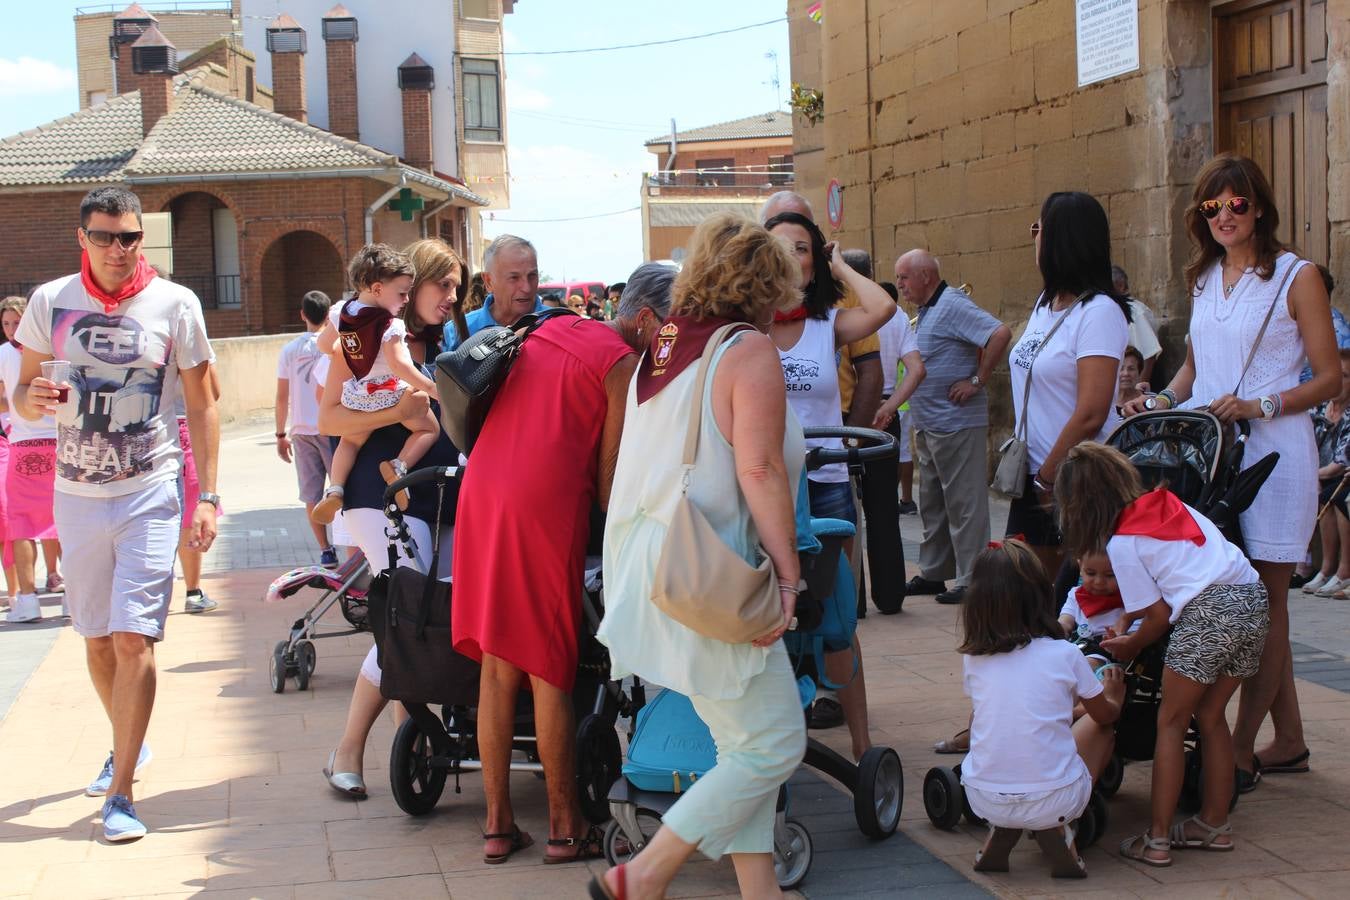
[1188,252,1316,562]
[600,338,806,700]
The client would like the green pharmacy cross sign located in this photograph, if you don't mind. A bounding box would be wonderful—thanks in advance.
[388,188,424,221]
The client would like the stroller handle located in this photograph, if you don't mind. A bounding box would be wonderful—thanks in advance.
[802,426,899,469]
[381,465,460,505]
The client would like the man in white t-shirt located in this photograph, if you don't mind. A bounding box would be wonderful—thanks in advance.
[276,290,337,566]
[16,187,218,843]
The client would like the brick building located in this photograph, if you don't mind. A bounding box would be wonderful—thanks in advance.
[0,7,485,339]
[641,111,794,261]
[788,0,1348,342]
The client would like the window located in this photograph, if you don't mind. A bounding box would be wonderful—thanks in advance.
[462,58,502,142]
[87,90,108,108]
[768,154,793,186]
[695,158,734,187]
[462,0,494,18]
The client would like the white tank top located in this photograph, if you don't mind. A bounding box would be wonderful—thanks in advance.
[779,308,847,483]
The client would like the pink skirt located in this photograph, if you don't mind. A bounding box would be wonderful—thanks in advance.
[0,436,12,566]
[7,438,57,541]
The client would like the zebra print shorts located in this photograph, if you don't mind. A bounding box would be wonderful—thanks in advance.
[1165,582,1270,685]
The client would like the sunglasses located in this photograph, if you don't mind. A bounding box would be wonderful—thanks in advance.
[83,228,144,249]
[1029,222,1041,237]
[1198,197,1252,219]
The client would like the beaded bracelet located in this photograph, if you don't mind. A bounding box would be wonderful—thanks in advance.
[1158,388,1178,409]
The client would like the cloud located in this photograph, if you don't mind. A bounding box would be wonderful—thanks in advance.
[0,57,76,98]
[507,82,551,111]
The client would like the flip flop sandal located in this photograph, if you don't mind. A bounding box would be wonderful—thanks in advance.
[973,826,1022,872]
[1255,749,1311,774]
[934,727,970,754]
[483,824,533,864]
[1235,767,1262,794]
[808,697,845,729]
[587,864,626,900]
[544,824,605,864]
[1035,825,1087,878]
[1119,832,1172,868]
[1168,816,1234,851]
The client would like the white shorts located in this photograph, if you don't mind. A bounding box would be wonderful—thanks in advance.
[54,481,181,641]
[963,765,1094,831]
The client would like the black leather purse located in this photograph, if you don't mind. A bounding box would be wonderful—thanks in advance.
[434,307,575,453]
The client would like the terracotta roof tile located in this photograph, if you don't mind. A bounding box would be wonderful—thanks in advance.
[645,111,791,146]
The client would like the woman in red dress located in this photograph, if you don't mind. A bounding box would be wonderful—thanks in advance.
[452,309,638,864]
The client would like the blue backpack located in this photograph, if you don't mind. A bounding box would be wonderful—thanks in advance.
[621,689,717,793]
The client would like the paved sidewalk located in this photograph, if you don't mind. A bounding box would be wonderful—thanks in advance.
[3,428,1350,897]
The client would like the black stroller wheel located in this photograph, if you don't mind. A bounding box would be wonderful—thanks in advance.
[269,641,287,694]
[576,713,622,825]
[923,766,963,830]
[1075,789,1107,849]
[602,809,664,865]
[294,640,316,691]
[773,819,813,890]
[390,716,447,815]
[854,747,903,838]
[1098,752,1124,797]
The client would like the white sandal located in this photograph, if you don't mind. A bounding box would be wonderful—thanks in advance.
[1168,816,1234,851]
[1120,831,1172,867]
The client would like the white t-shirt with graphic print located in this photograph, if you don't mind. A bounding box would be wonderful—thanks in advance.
[17,273,215,498]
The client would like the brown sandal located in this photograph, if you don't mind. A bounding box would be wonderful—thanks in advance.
[483,824,533,864]
[544,824,605,864]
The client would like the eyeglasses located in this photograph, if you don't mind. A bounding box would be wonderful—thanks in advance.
[1198,197,1252,219]
[83,228,144,249]
[1029,222,1041,237]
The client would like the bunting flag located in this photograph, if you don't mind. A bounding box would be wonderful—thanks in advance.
[807,2,823,23]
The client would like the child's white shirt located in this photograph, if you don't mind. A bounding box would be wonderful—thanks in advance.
[962,637,1102,793]
[1106,503,1260,623]
[333,299,409,408]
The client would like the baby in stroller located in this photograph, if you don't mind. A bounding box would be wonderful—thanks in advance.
[1055,442,1269,869]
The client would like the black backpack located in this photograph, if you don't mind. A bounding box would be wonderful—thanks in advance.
[434,308,575,453]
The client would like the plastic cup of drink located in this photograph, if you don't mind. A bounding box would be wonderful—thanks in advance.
[39,360,72,404]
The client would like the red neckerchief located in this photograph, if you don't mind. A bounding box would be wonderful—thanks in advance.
[80,250,156,314]
[773,305,809,323]
[337,300,394,381]
[635,313,747,404]
[1075,586,1124,619]
[1115,486,1206,546]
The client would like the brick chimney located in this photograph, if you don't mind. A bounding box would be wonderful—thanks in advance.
[266,13,308,123]
[397,53,434,172]
[127,24,178,136]
[321,5,359,141]
[108,3,158,96]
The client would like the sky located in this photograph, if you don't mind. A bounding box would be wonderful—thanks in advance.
[0,1,792,285]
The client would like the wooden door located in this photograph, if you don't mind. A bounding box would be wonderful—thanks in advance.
[1214,0,1328,263]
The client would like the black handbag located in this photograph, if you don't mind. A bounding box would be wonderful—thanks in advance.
[366,488,481,707]
[434,307,576,453]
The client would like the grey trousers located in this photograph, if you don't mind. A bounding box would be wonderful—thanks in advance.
[914,426,990,587]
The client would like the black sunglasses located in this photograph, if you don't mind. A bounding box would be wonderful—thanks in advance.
[83,228,144,249]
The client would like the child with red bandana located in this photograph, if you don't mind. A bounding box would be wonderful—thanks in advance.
[312,244,439,522]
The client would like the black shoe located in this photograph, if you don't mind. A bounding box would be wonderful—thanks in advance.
[807,697,845,729]
[935,586,967,605]
[898,500,918,516]
[904,576,946,596]
[1289,571,1313,589]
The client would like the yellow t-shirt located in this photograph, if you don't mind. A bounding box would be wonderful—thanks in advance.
[836,286,880,414]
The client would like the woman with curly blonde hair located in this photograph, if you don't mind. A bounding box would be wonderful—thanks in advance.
[595,214,806,900]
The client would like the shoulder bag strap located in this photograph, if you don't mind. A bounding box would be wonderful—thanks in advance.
[1015,290,1092,440]
[679,323,751,483]
[1233,258,1302,396]
[414,482,447,639]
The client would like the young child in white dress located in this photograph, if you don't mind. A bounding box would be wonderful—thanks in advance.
[312,244,439,522]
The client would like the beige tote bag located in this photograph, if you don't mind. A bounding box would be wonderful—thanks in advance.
[651,323,785,644]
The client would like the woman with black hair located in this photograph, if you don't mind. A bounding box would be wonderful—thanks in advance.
[1005,191,1130,577]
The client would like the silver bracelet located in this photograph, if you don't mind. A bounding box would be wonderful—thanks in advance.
[777,583,800,595]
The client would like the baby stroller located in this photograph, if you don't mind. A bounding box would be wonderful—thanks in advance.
[262,549,372,693]
[370,466,638,824]
[923,410,1274,839]
[604,427,905,891]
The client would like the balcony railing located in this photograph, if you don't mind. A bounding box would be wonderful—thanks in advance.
[172,274,241,310]
[645,169,794,196]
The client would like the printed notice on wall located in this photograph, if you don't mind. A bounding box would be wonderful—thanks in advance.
[1076,0,1140,87]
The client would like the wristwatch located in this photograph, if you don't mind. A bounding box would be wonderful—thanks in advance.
[1259,396,1277,420]
[197,491,222,509]
[969,375,983,388]
[1144,395,1158,410]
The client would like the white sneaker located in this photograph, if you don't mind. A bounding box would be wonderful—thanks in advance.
[1303,572,1330,594]
[1317,575,1349,597]
[6,592,41,623]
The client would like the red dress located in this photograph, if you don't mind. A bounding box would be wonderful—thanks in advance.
[452,317,632,690]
